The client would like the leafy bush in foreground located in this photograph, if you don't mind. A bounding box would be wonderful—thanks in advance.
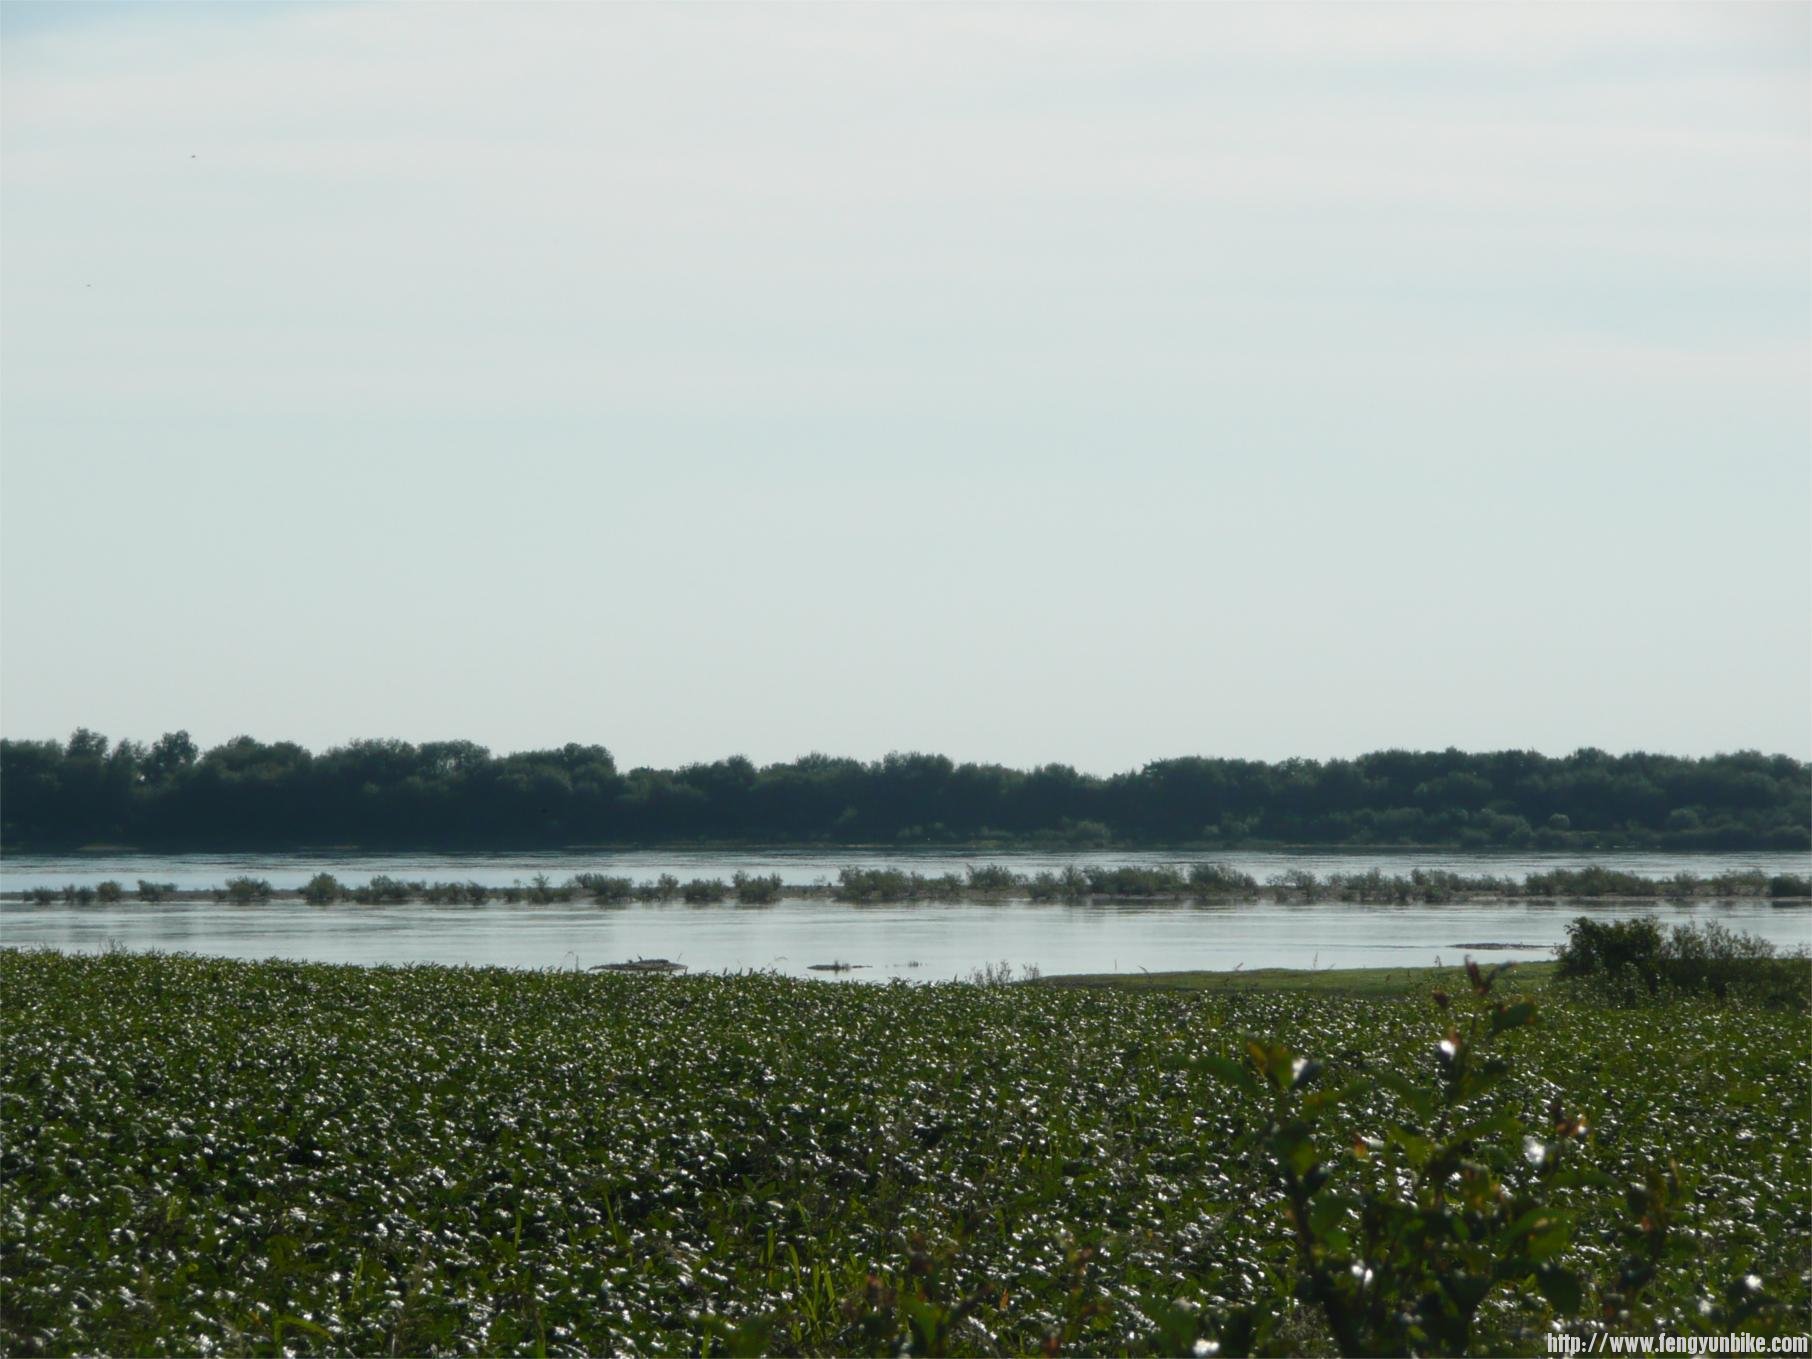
[1557,917,1810,1009]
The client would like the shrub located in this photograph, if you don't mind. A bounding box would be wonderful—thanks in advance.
[135,880,177,902]
[966,959,1018,986]
[1203,959,1585,1355]
[215,877,273,904]
[524,873,572,904]
[1268,868,1322,901]
[1407,868,1490,902]
[924,872,965,901]
[1082,865,1188,897]
[94,881,123,903]
[1661,921,1808,1007]
[1556,915,1665,983]
[1188,862,1257,898]
[1329,867,1412,903]
[680,877,726,904]
[732,872,783,904]
[1558,917,1808,1009]
[834,868,928,902]
[301,873,342,905]
[1768,873,1810,899]
[578,874,635,904]
[965,864,1022,892]
[631,874,683,903]
[1525,866,1657,898]
[1705,869,1768,897]
[349,876,410,905]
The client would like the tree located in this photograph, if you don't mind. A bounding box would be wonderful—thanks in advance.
[65,728,109,761]
[144,731,199,784]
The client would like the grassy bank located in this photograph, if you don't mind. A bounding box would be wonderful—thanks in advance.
[2,950,1806,1356]
[1037,960,1560,997]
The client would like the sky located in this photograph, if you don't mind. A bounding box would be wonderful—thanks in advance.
[2,2,1807,773]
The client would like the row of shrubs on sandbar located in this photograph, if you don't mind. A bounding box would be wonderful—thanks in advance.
[12,863,1809,907]
[17,872,792,907]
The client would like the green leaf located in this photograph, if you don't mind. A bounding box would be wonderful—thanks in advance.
[1448,1111,1523,1148]
[1384,1125,1434,1169]
[1490,1001,1537,1036]
[1374,1071,1438,1121]
[274,1313,333,1342]
[1307,1191,1354,1243]
[1271,1120,1318,1177]
[1457,1055,1512,1101]
[1304,1077,1372,1117]
[1536,1265,1583,1316]
[1499,1207,1573,1262]
[1195,1053,1262,1096]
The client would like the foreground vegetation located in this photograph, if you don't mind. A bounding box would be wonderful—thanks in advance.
[3,949,1807,1356]
[11,863,1809,907]
[4,730,1805,851]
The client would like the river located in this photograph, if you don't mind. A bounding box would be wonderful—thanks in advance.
[3,849,1806,980]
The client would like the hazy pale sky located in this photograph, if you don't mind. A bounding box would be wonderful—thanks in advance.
[2,2,1807,771]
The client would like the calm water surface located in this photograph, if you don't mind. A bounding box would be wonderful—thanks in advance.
[3,848,1807,981]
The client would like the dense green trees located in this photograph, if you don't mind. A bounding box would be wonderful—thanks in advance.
[0,732,1804,851]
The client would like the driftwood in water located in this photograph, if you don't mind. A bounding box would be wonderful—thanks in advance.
[589,957,686,974]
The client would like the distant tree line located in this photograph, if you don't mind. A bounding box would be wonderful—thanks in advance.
[0,730,1805,852]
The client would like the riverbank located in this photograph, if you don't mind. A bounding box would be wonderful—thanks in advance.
[1038,959,1561,995]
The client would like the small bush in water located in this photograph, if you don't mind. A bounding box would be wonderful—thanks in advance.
[732,872,783,904]
[301,873,342,905]
[214,877,274,904]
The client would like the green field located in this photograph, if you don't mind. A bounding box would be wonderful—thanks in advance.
[2,949,1806,1356]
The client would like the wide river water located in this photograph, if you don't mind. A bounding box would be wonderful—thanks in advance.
[3,849,1807,981]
